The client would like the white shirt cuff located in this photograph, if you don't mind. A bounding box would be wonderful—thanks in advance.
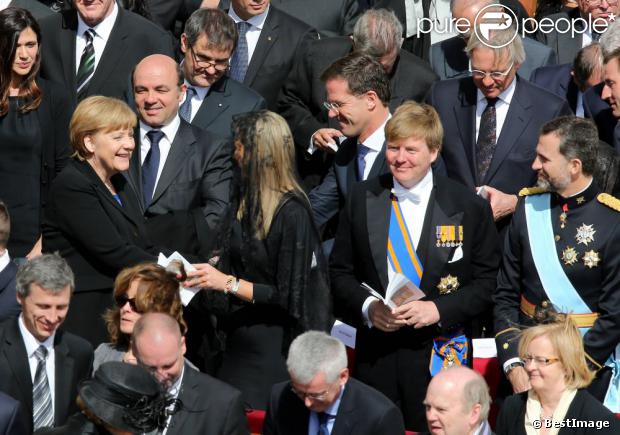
[307,134,318,155]
[503,357,523,373]
[362,296,380,328]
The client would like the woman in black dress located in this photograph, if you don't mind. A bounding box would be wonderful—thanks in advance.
[0,7,71,260]
[185,110,332,409]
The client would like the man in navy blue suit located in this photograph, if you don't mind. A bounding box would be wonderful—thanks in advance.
[0,201,19,323]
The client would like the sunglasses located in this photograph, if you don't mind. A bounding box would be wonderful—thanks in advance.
[115,294,142,313]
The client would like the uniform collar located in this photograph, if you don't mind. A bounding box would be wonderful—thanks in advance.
[551,179,598,210]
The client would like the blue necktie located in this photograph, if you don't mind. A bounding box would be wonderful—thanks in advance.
[357,144,370,181]
[179,87,196,123]
[230,21,251,82]
[142,130,164,206]
[317,412,335,435]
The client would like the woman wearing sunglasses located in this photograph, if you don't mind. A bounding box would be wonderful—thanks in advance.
[93,262,187,372]
[496,317,619,434]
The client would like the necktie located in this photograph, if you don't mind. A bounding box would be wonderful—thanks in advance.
[476,97,498,182]
[392,184,421,204]
[33,345,53,430]
[357,144,371,181]
[76,28,96,100]
[317,412,335,435]
[179,87,197,123]
[230,21,251,82]
[142,130,164,206]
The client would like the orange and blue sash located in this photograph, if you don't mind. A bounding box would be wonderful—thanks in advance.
[387,196,423,286]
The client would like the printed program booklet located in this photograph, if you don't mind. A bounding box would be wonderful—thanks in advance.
[361,273,426,309]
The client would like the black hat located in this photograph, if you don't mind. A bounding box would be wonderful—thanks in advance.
[79,361,178,432]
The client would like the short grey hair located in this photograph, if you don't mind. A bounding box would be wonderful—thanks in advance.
[286,331,347,384]
[183,8,238,52]
[466,24,526,65]
[16,253,75,297]
[352,9,403,58]
[573,43,603,91]
[600,19,620,56]
[462,372,491,422]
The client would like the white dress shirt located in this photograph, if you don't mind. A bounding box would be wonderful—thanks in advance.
[181,78,209,122]
[139,115,181,193]
[307,384,345,435]
[228,5,270,65]
[576,91,585,118]
[0,1,12,11]
[75,1,118,75]
[358,115,390,181]
[404,0,454,43]
[19,315,56,416]
[361,170,434,325]
[0,248,10,273]
[475,77,517,144]
[161,365,185,435]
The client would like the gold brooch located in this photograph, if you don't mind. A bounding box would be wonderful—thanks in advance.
[561,246,579,266]
[437,275,459,294]
[575,224,596,246]
[576,196,585,204]
[583,250,601,268]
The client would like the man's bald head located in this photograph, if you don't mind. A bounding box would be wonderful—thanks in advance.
[132,55,186,128]
[451,0,496,39]
[133,312,182,344]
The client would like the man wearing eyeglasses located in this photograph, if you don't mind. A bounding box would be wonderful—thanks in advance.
[428,25,572,236]
[494,116,620,408]
[537,0,620,64]
[263,331,405,435]
[178,8,266,139]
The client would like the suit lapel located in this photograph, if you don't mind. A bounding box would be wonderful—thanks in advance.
[244,8,279,86]
[192,79,230,129]
[366,178,392,291]
[567,80,579,114]
[150,122,196,206]
[484,80,533,183]
[454,81,478,184]
[60,12,78,92]
[367,141,387,179]
[87,9,128,95]
[167,367,199,435]
[331,383,356,435]
[3,320,33,414]
[54,334,74,425]
[125,128,143,207]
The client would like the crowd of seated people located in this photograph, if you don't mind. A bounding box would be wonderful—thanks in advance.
[2,0,620,434]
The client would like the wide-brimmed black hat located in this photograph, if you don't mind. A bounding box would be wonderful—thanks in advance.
[79,361,177,432]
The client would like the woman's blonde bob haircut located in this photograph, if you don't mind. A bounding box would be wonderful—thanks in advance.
[385,101,443,152]
[70,96,137,161]
[518,316,595,389]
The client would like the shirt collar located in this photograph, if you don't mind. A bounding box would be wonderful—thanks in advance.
[183,79,209,100]
[228,5,270,30]
[77,1,118,41]
[139,115,181,143]
[323,383,346,417]
[168,365,185,399]
[18,314,55,358]
[360,114,391,152]
[476,75,517,106]
[0,249,10,272]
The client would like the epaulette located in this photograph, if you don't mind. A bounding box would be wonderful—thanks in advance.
[518,186,547,197]
[597,193,620,212]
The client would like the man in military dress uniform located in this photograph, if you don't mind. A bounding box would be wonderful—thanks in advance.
[494,116,620,411]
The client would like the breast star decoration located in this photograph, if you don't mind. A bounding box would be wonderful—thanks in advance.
[561,246,579,266]
[583,250,601,268]
[575,223,596,246]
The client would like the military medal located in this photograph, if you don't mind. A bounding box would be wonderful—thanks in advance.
[583,250,601,268]
[559,204,568,229]
[437,275,459,294]
[435,226,463,247]
[576,196,585,205]
[575,224,596,246]
[561,246,579,266]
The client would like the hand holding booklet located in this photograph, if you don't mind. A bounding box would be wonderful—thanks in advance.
[157,251,200,306]
[361,273,426,310]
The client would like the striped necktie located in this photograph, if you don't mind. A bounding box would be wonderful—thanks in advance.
[179,87,197,123]
[230,21,251,82]
[76,28,96,100]
[33,345,53,430]
[476,97,498,182]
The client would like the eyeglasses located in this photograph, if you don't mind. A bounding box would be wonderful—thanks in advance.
[323,101,343,114]
[290,386,330,401]
[587,0,618,7]
[189,46,229,71]
[470,61,514,80]
[115,294,142,313]
[522,355,560,366]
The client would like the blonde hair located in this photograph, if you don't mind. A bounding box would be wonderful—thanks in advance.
[233,111,307,239]
[70,96,137,160]
[385,101,443,151]
[518,317,595,389]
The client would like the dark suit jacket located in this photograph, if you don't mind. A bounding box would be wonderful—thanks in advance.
[38,7,174,107]
[584,82,617,148]
[237,4,318,111]
[147,0,200,34]
[427,76,572,231]
[530,63,579,113]
[263,377,405,435]
[429,36,557,81]
[309,136,389,228]
[9,0,54,20]
[0,318,93,434]
[42,160,156,293]
[126,120,232,258]
[279,36,438,153]
[190,75,266,140]
[536,7,584,65]
[0,391,27,435]
[0,262,19,323]
[496,390,620,435]
[165,364,248,435]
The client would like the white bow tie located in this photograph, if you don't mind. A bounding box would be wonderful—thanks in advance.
[391,185,421,204]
